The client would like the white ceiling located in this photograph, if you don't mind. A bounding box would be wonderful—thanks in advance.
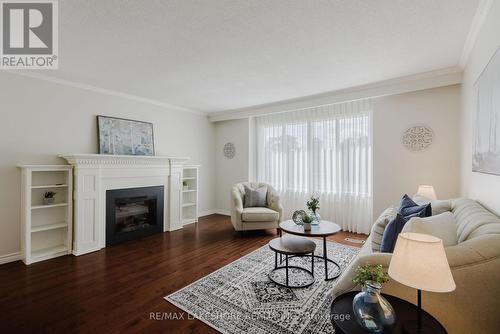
[35,0,479,113]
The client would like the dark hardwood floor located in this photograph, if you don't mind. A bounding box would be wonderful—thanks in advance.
[0,215,366,334]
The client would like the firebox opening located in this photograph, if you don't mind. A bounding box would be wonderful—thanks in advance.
[106,186,164,246]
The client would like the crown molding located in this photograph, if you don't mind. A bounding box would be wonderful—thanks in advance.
[5,64,464,122]
[208,67,463,122]
[459,0,493,68]
[6,71,207,116]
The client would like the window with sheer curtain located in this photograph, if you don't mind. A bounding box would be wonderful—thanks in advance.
[255,99,373,233]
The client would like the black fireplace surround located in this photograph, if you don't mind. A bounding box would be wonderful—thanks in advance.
[106,186,164,246]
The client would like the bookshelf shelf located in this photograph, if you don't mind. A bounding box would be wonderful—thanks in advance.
[31,184,68,189]
[31,222,68,233]
[32,245,68,261]
[31,203,68,210]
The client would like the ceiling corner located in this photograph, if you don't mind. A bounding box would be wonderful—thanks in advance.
[459,0,493,68]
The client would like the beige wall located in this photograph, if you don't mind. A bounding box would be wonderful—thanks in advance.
[0,72,216,258]
[214,118,249,213]
[460,2,500,216]
[214,85,462,219]
[373,85,461,216]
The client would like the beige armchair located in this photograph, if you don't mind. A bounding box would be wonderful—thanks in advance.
[230,182,283,232]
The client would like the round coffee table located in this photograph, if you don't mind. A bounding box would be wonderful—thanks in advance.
[331,291,447,333]
[279,220,341,281]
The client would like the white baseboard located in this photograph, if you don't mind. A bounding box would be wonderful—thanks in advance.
[198,209,217,217]
[214,209,230,216]
[0,252,22,265]
[199,209,230,217]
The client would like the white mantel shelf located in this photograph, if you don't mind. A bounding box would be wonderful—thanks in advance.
[59,154,190,166]
[60,153,190,256]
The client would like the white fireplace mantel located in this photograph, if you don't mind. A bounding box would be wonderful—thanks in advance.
[60,154,190,256]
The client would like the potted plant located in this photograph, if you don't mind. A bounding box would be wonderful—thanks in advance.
[352,264,395,332]
[182,181,189,191]
[302,212,313,231]
[306,195,321,224]
[43,191,56,205]
[352,264,389,288]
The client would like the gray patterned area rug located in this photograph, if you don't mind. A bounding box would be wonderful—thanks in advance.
[165,240,359,334]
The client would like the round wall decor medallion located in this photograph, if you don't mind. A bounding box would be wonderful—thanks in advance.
[223,142,236,159]
[402,125,434,151]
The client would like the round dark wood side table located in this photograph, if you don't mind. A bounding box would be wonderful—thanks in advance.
[331,292,447,334]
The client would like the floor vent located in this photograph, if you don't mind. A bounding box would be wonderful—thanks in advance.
[344,238,365,244]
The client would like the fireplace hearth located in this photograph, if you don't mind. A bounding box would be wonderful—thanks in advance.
[106,186,164,246]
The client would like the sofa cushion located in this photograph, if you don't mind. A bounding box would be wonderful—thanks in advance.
[402,212,458,246]
[452,198,500,242]
[399,194,432,217]
[242,207,279,222]
[371,206,398,252]
[380,213,412,252]
[243,185,267,207]
[413,196,452,216]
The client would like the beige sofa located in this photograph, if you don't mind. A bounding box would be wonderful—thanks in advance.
[332,198,500,334]
[230,182,283,232]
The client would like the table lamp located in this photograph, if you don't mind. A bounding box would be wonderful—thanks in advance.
[415,185,437,200]
[388,233,455,333]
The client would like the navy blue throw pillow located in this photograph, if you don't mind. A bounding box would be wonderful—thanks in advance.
[380,213,417,253]
[399,194,432,218]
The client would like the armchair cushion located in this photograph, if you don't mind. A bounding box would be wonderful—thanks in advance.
[242,207,279,222]
[243,185,267,207]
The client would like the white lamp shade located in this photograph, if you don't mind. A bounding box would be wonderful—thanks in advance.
[388,233,455,293]
[416,185,437,200]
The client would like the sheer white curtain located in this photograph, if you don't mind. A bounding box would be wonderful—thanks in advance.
[255,99,373,234]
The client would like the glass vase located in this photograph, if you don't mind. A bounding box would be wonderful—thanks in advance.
[310,211,321,225]
[352,281,395,333]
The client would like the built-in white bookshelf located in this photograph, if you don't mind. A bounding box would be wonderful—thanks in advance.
[181,165,199,225]
[18,165,73,265]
